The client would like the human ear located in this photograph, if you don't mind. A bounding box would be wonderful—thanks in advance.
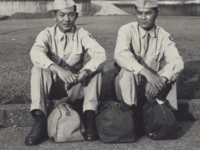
[51,10,56,20]
[155,10,159,18]
[75,12,79,19]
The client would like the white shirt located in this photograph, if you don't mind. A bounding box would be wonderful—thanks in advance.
[30,25,106,73]
[114,22,184,82]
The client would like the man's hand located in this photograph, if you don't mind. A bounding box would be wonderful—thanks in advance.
[76,69,91,83]
[57,69,78,85]
[140,68,167,92]
[145,83,158,98]
[49,64,78,86]
[147,73,166,92]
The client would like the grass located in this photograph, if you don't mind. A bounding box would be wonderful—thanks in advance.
[0,15,200,104]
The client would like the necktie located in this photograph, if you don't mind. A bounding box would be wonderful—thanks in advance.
[60,34,68,66]
[144,32,150,56]
[63,34,68,51]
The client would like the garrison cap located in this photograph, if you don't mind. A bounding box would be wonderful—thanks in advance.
[135,0,158,8]
[53,0,76,10]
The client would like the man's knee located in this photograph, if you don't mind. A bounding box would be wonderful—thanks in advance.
[115,69,138,88]
[31,66,53,92]
[30,66,53,114]
[82,71,102,87]
[31,66,52,80]
[114,69,139,105]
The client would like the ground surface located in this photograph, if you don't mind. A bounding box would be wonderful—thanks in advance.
[0,15,200,104]
[0,121,199,150]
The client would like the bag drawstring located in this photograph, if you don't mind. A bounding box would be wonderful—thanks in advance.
[159,104,167,120]
[63,104,71,116]
[53,97,70,107]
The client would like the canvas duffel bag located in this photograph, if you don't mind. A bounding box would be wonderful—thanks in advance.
[143,99,179,140]
[47,98,84,142]
[96,100,135,143]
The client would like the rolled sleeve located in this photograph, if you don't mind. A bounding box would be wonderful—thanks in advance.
[114,26,144,74]
[81,32,106,72]
[30,30,55,69]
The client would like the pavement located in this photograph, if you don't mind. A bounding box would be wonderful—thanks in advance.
[1,99,200,128]
[0,94,199,148]
[0,121,199,150]
[0,99,200,149]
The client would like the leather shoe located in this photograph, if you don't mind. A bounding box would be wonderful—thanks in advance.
[83,110,98,141]
[131,106,145,137]
[25,114,47,145]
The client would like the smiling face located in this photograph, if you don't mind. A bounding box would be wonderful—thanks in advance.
[136,7,158,31]
[54,6,78,33]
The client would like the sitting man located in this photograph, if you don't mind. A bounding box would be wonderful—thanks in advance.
[25,0,106,145]
[114,0,184,132]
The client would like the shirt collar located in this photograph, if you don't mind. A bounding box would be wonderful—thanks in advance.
[56,25,76,41]
[139,24,157,38]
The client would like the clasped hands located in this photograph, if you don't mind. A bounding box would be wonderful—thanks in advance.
[56,67,91,90]
[145,73,168,98]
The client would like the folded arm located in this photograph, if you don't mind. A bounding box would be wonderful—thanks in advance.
[78,32,106,81]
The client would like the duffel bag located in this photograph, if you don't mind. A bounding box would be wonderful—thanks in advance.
[143,99,179,140]
[47,98,84,142]
[96,100,135,143]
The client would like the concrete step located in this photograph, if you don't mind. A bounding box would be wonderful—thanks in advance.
[0,121,199,150]
[0,104,33,128]
[0,99,199,128]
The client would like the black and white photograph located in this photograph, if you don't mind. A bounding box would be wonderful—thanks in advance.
[0,0,200,149]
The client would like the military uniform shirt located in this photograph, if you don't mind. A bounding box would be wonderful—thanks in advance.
[114,22,184,82]
[30,25,106,72]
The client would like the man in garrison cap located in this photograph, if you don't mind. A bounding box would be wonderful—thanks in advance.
[25,0,106,145]
[114,0,184,135]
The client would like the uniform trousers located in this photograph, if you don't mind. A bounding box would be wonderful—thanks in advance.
[115,69,177,109]
[30,66,102,116]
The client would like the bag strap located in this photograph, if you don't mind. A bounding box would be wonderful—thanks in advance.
[97,99,131,114]
[156,99,174,120]
[53,97,70,107]
[55,98,86,133]
[156,98,173,108]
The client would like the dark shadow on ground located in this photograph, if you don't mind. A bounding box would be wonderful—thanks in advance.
[0,15,8,20]
[178,121,195,138]
[173,104,195,121]
[177,60,200,99]
[133,121,195,140]
[9,11,53,20]
[101,67,116,102]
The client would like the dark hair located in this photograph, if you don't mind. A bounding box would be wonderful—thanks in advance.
[134,6,158,13]
[74,5,77,12]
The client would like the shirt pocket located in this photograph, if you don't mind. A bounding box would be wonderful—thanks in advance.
[69,52,83,66]
[146,55,160,71]
[146,55,159,62]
